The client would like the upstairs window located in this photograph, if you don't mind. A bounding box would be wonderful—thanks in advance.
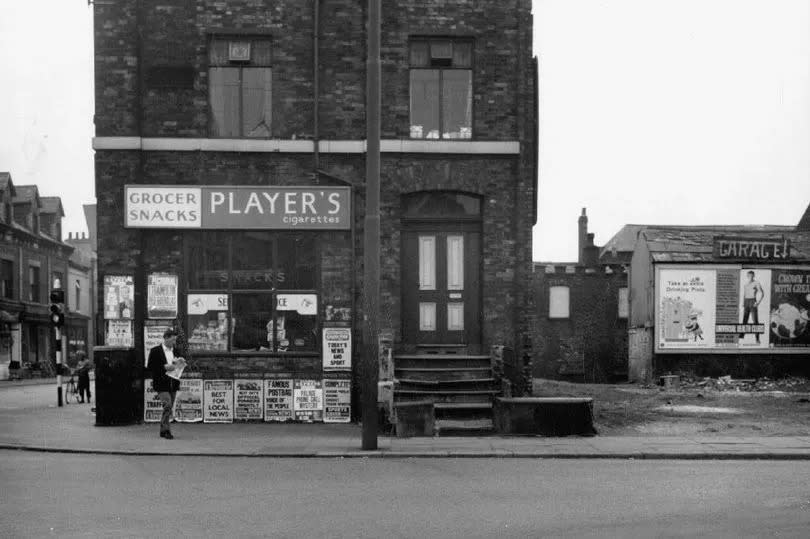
[209,38,272,138]
[1,259,13,299]
[409,38,473,140]
[75,280,82,311]
[29,265,41,303]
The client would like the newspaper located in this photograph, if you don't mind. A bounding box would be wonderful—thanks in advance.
[166,357,187,381]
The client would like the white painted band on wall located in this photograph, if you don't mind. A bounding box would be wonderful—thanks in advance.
[92,137,520,154]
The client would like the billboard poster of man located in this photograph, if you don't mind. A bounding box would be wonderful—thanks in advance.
[770,269,810,348]
[737,269,771,348]
[658,269,716,349]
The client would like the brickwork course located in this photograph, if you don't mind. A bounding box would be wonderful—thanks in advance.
[93,1,538,413]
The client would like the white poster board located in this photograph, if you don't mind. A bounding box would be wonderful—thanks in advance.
[143,321,173,366]
[175,378,203,422]
[264,379,294,422]
[323,378,351,423]
[147,273,178,319]
[143,382,163,423]
[234,379,264,421]
[322,327,352,371]
[104,275,134,320]
[105,320,133,348]
[293,379,323,422]
[203,380,234,423]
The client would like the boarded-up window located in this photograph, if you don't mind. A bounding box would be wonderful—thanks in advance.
[548,286,570,319]
[209,38,272,138]
[618,287,629,319]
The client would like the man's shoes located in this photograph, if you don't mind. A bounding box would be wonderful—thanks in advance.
[162,432,174,440]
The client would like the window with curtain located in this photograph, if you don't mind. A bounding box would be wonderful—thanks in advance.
[1,259,13,299]
[409,38,473,140]
[209,38,272,138]
[29,266,41,303]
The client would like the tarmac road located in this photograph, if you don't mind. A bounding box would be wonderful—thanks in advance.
[2,451,809,538]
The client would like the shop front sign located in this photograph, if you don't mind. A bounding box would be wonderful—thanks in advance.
[713,237,791,261]
[126,185,351,230]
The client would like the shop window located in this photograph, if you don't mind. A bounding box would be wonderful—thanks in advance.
[185,232,318,353]
[409,38,472,140]
[1,259,13,299]
[618,287,629,319]
[28,265,41,303]
[548,286,570,319]
[209,38,272,138]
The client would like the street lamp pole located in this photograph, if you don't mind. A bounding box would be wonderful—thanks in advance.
[361,0,381,450]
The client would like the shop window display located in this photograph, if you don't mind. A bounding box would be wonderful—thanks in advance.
[185,232,318,353]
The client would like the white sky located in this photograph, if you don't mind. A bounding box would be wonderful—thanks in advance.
[0,1,808,260]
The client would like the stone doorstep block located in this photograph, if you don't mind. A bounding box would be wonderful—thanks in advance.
[394,400,435,438]
[493,397,597,436]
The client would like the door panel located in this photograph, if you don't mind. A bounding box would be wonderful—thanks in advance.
[402,227,481,345]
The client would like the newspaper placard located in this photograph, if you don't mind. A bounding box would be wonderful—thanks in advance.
[147,273,178,319]
[104,275,134,320]
[234,379,264,421]
[323,327,352,371]
[144,321,173,366]
[105,320,133,348]
[264,379,294,422]
[143,382,163,422]
[174,378,203,422]
[293,379,323,422]
[323,378,351,423]
[203,380,234,423]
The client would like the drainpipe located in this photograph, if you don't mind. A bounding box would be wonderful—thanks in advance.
[313,0,320,178]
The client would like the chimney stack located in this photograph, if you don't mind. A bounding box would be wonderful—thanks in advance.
[583,232,599,267]
[578,208,588,264]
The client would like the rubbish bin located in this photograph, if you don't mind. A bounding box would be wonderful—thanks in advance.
[94,346,139,426]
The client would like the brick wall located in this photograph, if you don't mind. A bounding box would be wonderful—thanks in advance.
[530,264,629,382]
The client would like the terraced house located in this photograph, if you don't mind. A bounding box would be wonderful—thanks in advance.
[93,0,537,430]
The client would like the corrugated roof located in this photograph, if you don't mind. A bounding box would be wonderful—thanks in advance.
[641,227,810,262]
[40,196,64,216]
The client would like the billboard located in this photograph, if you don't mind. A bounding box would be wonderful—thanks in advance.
[655,265,810,353]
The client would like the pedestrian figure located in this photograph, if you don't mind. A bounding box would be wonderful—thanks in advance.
[147,328,185,439]
[75,351,92,403]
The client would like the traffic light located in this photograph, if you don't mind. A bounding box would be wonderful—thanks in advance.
[49,289,65,328]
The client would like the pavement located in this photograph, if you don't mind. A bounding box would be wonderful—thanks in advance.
[3,377,810,459]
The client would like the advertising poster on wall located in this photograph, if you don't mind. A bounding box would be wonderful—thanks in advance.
[234,379,264,421]
[264,378,294,422]
[104,275,134,320]
[147,273,178,319]
[143,321,173,366]
[203,380,234,423]
[323,327,352,371]
[293,379,323,422]
[175,377,204,422]
[737,269,771,348]
[770,269,810,348]
[323,378,351,423]
[105,320,133,348]
[187,294,229,352]
[143,382,163,423]
[658,269,717,349]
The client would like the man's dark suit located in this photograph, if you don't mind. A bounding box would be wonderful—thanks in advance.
[147,344,180,435]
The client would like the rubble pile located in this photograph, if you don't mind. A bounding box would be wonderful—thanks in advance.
[676,375,810,392]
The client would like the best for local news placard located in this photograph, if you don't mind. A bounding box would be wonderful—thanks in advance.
[203,380,234,423]
[264,379,294,422]
[234,379,264,421]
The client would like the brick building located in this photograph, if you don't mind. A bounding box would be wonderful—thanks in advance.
[530,209,629,382]
[0,173,91,380]
[92,1,537,424]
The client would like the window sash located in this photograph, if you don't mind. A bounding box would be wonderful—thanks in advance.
[549,286,570,319]
[209,67,272,138]
[410,68,472,140]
